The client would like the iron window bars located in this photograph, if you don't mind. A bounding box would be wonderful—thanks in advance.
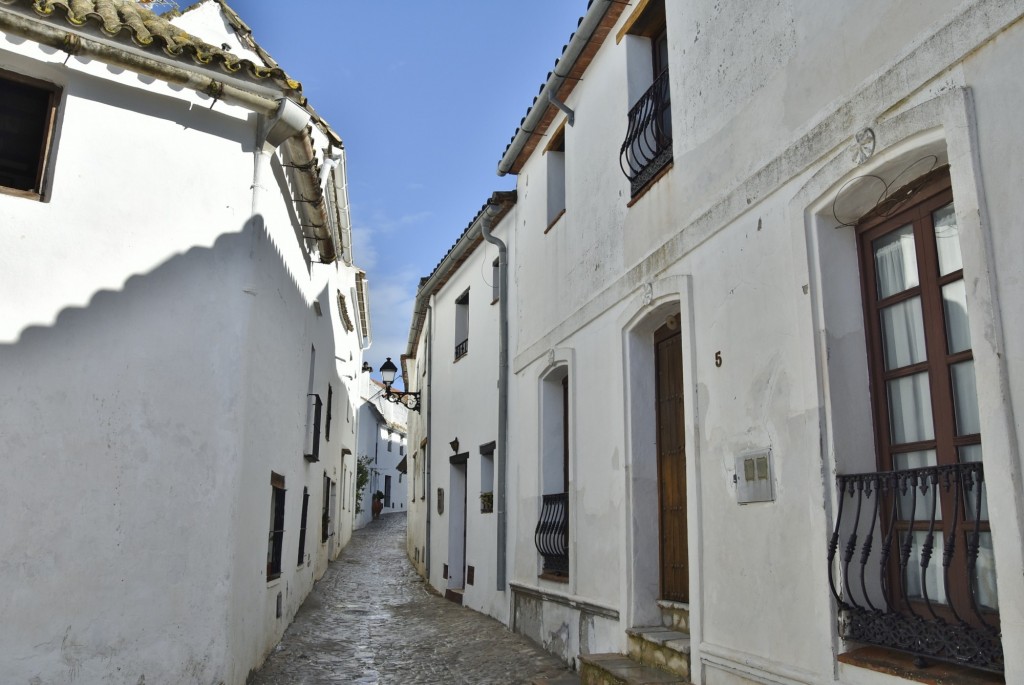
[620,69,672,197]
[827,462,1001,672]
[535,492,569,577]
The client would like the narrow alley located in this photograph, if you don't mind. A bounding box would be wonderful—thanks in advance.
[250,513,575,685]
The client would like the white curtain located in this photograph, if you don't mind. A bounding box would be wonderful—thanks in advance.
[881,298,925,370]
[887,373,934,445]
[874,230,918,298]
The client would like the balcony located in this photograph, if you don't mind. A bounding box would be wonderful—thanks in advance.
[535,492,569,578]
[827,462,1002,672]
[620,69,672,197]
[454,338,468,361]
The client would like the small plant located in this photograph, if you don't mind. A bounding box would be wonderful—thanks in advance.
[355,456,370,515]
[373,490,385,501]
[480,491,494,513]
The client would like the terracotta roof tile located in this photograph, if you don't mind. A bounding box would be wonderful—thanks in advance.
[1,0,301,92]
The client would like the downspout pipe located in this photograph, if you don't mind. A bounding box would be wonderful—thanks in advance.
[496,0,613,176]
[480,195,509,591]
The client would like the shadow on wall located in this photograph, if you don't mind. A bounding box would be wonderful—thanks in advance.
[67,64,259,151]
[0,209,331,683]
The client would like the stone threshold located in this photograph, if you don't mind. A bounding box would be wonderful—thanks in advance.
[579,653,687,685]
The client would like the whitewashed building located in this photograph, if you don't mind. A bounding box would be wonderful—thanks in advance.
[0,1,368,683]
[405,195,517,612]
[354,375,409,529]
[406,0,1024,683]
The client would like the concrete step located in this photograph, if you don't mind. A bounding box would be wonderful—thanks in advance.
[578,653,687,685]
[656,599,689,633]
[443,587,464,605]
[625,627,690,681]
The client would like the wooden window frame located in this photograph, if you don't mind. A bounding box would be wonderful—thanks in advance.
[616,0,667,45]
[856,169,993,625]
[0,69,61,201]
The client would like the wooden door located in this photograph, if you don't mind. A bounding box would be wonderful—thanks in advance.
[656,324,688,602]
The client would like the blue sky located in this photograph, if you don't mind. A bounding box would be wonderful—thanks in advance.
[180,0,591,381]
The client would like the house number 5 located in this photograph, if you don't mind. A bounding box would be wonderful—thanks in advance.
[715,351,723,368]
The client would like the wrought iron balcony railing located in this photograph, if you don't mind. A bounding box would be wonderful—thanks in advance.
[827,462,1001,672]
[620,69,672,197]
[454,338,468,361]
[535,492,569,577]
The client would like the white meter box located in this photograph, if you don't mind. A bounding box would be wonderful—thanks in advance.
[735,448,774,504]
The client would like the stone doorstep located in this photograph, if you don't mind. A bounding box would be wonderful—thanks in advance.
[579,654,688,685]
[626,627,691,680]
[656,600,689,633]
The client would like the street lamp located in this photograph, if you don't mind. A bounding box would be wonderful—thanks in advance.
[378,357,421,412]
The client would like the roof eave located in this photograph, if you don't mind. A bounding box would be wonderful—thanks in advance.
[403,191,516,366]
[497,0,626,176]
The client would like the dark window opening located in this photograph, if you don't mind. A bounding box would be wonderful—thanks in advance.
[454,289,470,360]
[492,258,501,303]
[304,394,322,461]
[321,472,331,544]
[325,384,333,442]
[296,487,309,567]
[0,71,59,198]
[267,473,286,580]
[546,125,566,229]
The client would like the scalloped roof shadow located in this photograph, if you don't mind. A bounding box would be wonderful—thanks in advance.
[1,0,302,93]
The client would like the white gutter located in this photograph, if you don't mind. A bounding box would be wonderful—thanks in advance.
[496,0,613,176]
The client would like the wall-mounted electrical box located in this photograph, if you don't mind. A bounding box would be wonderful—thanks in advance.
[735,449,774,504]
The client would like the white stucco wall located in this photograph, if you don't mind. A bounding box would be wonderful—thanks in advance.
[406,333,430,576]
[404,212,514,623]
[446,0,1024,682]
[354,376,409,529]
[0,16,364,684]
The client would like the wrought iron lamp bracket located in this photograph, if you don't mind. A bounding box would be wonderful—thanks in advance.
[382,385,421,413]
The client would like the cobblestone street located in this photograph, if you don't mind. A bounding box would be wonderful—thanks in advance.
[250,513,574,684]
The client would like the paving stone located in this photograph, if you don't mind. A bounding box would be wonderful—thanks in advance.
[250,513,574,684]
